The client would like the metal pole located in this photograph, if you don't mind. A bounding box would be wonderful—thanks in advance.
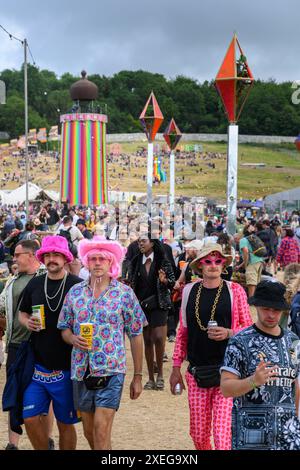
[169,150,175,217]
[147,142,153,218]
[24,38,29,219]
[226,124,238,236]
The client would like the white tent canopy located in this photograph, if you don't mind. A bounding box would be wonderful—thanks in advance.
[264,187,300,211]
[0,183,59,205]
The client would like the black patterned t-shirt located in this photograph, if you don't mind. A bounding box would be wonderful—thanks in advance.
[221,325,300,450]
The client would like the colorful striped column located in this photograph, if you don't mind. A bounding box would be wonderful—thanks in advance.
[60,113,108,206]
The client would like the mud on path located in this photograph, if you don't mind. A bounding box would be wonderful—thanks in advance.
[0,340,193,450]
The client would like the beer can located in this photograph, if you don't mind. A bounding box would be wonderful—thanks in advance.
[207,320,218,329]
[80,323,93,350]
[32,305,46,330]
[174,383,182,395]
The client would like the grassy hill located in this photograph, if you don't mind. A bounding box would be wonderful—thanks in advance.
[0,140,299,202]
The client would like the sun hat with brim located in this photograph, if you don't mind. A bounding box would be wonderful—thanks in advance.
[189,243,232,275]
[36,235,74,264]
[248,279,289,310]
[185,240,204,252]
[78,236,126,267]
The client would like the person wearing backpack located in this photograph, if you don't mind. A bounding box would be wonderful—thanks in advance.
[236,226,265,299]
[57,216,84,276]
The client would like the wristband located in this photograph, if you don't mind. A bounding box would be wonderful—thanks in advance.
[134,372,143,377]
[248,376,257,390]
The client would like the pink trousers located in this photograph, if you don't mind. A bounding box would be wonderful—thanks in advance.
[186,371,232,450]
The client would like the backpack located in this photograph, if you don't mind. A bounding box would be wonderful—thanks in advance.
[246,234,268,258]
[59,227,78,257]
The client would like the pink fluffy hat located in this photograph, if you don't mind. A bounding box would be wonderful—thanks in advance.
[36,235,74,264]
[78,236,126,268]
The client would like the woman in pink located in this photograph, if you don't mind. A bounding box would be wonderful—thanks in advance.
[276,227,300,268]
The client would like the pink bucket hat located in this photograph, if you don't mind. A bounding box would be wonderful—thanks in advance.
[36,235,74,264]
[78,236,126,267]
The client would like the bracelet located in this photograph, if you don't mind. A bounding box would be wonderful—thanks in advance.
[248,376,257,390]
[227,329,231,339]
[134,372,143,376]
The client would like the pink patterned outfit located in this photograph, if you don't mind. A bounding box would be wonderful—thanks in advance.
[173,280,252,450]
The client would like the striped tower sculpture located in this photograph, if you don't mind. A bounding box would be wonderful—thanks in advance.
[60,71,108,206]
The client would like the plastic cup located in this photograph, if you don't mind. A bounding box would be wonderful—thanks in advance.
[179,261,187,270]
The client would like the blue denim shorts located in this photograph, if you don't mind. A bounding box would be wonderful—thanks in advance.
[73,373,125,412]
[23,364,79,424]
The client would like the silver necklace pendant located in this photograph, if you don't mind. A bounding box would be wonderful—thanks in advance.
[44,273,68,313]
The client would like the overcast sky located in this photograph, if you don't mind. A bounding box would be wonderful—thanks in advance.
[0,0,298,83]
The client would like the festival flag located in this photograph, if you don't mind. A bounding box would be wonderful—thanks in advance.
[28,128,37,144]
[48,125,58,141]
[37,128,47,143]
[17,135,26,149]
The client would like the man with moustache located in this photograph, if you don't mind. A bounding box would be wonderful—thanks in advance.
[18,236,82,450]
[221,280,300,450]
[170,244,252,450]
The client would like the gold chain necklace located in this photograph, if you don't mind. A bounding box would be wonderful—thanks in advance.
[195,280,224,331]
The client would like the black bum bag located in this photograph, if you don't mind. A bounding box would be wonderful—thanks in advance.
[188,364,221,388]
[83,368,112,390]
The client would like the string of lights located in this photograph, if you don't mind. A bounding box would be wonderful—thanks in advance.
[0,23,36,218]
[0,24,36,65]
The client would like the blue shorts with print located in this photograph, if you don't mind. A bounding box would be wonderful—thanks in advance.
[72,373,125,412]
[23,364,79,424]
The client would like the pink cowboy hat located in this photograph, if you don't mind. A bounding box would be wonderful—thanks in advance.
[36,235,74,264]
[78,236,126,267]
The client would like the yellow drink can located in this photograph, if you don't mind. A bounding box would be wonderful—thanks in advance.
[32,305,46,330]
[80,323,93,350]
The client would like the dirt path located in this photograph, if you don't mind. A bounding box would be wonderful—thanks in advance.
[0,340,193,450]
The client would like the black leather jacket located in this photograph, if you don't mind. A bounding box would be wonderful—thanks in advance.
[129,254,176,311]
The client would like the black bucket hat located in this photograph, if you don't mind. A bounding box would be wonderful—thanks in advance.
[248,280,289,310]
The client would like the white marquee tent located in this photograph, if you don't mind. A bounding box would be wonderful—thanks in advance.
[0,183,59,205]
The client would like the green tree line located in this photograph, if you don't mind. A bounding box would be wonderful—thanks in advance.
[0,65,299,138]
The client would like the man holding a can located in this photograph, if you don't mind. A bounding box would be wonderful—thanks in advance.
[58,236,147,450]
[18,235,82,450]
[169,243,252,450]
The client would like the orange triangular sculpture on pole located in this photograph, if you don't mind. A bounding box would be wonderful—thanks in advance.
[215,34,254,123]
[139,91,164,142]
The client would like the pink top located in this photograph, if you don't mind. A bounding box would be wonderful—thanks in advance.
[172,280,252,368]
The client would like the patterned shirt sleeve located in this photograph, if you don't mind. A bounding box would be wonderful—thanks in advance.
[220,335,246,378]
[57,290,74,330]
[122,288,147,338]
